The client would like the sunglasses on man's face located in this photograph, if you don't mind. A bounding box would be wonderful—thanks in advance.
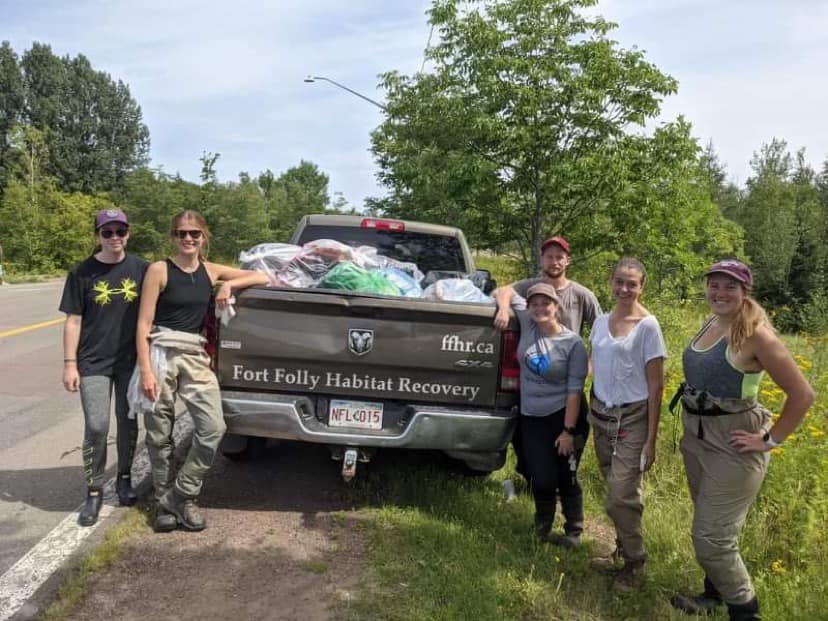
[174,229,203,240]
[100,228,128,239]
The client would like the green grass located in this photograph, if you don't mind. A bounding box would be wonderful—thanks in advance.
[41,505,152,621]
[335,297,828,621]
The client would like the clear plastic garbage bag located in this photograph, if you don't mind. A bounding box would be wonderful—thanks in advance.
[422,278,494,304]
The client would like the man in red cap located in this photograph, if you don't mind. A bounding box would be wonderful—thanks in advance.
[492,235,601,544]
[494,235,601,336]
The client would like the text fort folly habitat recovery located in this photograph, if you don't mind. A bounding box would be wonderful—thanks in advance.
[230,365,482,402]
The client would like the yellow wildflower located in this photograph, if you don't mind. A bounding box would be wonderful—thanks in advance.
[770,559,787,575]
[770,448,784,456]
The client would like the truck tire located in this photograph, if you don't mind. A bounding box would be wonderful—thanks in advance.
[220,434,267,461]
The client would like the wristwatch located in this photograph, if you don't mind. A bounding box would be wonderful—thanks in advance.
[563,425,577,436]
[762,431,781,448]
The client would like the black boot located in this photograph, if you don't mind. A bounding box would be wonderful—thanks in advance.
[78,488,103,527]
[727,597,761,621]
[670,575,723,615]
[560,493,583,537]
[533,500,556,540]
[159,488,206,531]
[116,473,138,507]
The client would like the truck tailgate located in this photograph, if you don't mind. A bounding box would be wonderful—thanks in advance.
[217,288,502,408]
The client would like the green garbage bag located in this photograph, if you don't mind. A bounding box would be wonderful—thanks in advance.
[319,262,403,296]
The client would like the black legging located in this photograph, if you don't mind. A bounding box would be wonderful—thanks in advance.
[514,392,589,480]
[519,404,587,505]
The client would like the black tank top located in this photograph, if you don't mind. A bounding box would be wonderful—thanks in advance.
[154,259,213,333]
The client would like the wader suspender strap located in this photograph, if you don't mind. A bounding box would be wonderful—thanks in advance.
[668,382,685,449]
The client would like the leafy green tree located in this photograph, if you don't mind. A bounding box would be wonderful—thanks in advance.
[371,0,682,271]
[0,42,25,190]
[18,42,149,193]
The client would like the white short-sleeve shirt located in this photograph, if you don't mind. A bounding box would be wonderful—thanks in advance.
[590,313,667,407]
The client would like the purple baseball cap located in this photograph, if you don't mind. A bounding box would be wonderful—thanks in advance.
[705,259,753,288]
[95,209,128,230]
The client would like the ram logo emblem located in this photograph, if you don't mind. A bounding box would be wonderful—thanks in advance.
[348,329,374,356]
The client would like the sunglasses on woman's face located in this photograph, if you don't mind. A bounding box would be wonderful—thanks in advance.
[174,229,203,240]
[100,228,129,239]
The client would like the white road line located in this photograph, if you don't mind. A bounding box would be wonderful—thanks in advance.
[0,415,193,621]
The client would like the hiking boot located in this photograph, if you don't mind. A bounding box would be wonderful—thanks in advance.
[727,597,761,621]
[670,576,723,615]
[153,507,178,533]
[591,548,624,574]
[78,488,103,527]
[159,488,206,531]
[613,560,645,592]
[548,532,581,549]
[116,473,138,507]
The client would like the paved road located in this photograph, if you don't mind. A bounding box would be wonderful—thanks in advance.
[0,280,102,576]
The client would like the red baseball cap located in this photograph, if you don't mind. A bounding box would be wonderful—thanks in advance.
[705,259,753,288]
[540,236,570,254]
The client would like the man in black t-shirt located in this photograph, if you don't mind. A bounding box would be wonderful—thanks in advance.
[60,209,149,526]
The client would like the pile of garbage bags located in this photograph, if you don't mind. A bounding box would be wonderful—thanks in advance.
[239,239,493,304]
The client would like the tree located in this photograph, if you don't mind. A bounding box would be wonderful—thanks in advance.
[371,0,683,271]
[0,42,25,190]
[18,43,149,193]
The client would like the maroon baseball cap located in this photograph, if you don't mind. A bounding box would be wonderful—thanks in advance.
[540,235,570,254]
[95,209,128,230]
[705,259,753,288]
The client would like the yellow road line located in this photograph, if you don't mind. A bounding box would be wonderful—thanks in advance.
[0,317,64,339]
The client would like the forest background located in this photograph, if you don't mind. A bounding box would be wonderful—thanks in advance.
[1,0,828,337]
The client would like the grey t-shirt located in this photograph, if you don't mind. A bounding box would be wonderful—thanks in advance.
[513,277,602,337]
[512,295,588,416]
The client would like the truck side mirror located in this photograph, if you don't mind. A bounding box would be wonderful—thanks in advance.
[472,269,496,295]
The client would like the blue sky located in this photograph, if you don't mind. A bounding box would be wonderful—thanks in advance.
[3,0,826,208]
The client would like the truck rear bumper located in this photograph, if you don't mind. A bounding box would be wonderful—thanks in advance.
[221,390,517,451]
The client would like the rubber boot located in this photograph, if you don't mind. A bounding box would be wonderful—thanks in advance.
[670,575,723,615]
[116,473,138,506]
[727,597,761,621]
[533,500,556,540]
[78,488,103,527]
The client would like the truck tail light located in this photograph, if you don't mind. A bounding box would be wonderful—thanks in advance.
[361,218,405,232]
[499,330,520,392]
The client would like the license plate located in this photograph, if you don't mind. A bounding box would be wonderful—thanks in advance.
[329,399,383,430]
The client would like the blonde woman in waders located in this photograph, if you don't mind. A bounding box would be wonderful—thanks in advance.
[137,210,268,532]
[670,260,814,621]
[588,258,666,591]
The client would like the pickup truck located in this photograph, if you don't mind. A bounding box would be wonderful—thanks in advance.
[215,214,519,479]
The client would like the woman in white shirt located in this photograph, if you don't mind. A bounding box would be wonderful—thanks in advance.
[588,258,666,592]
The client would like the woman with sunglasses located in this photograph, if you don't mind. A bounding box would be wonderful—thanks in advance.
[492,282,588,545]
[136,209,267,532]
[60,209,149,526]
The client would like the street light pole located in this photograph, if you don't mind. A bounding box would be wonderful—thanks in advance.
[304,75,387,111]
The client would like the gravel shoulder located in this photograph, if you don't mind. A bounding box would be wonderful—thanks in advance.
[64,441,367,621]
